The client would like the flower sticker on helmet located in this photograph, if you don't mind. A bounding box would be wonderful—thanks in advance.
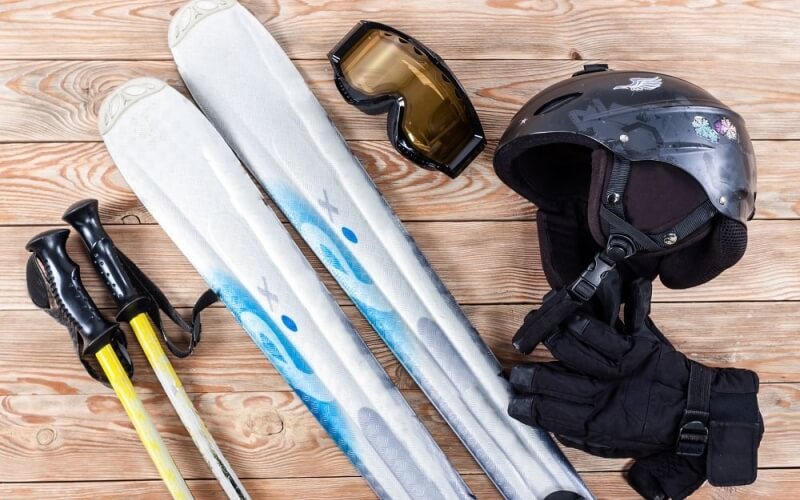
[692,116,720,143]
[714,117,738,141]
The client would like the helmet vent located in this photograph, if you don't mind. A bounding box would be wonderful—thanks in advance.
[534,93,581,115]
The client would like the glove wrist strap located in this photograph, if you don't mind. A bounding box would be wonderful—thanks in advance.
[676,361,712,456]
[676,363,762,487]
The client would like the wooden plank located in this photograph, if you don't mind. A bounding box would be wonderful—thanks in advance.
[1,0,798,62]
[0,60,175,143]
[0,141,528,223]
[3,220,799,309]
[0,384,794,483]
[0,391,362,482]
[0,140,796,224]
[3,469,797,500]
[2,60,800,142]
[3,301,799,397]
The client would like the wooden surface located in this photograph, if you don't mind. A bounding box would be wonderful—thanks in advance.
[0,1,797,499]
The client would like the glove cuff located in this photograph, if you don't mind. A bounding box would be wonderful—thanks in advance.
[639,363,762,497]
[705,367,762,486]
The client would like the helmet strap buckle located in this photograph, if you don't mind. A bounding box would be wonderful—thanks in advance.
[568,235,635,302]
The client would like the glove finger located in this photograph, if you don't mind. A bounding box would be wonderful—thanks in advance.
[624,277,676,348]
[624,278,652,332]
[509,362,605,404]
[509,362,603,437]
[508,392,594,437]
[512,288,582,355]
[566,313,634,359]
[544,315,634,377]
[548,317,660,378]
[590,267,624,325]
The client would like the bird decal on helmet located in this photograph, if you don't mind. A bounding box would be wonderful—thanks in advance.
[613,76,663,92]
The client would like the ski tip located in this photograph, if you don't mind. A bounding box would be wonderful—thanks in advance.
[169,0,237,48]
[98,77,167,135]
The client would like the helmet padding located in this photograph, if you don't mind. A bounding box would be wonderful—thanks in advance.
[521,145,748,289]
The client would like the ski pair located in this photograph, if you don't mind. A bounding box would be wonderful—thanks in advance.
[100,77,474,500]
[99,0,593,498]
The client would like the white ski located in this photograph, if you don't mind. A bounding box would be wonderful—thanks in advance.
[168,2,593,499]
[98,77,475,500]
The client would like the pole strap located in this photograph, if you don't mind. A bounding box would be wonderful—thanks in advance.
[117,250,218,358]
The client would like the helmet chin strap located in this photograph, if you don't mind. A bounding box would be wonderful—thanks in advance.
[511,232,636,354]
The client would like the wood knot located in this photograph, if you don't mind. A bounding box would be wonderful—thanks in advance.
[121,214,142,224]
[244,409,284,437]
[570,49,583,60]
[36,427,56,447]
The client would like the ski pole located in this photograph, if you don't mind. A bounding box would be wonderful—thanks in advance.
[26,229,193,500]
[63,200,249,500]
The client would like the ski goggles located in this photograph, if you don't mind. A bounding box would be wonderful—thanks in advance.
[329,21,486,178]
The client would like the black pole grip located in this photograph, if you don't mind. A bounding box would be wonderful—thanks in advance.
[25,229,117,356]
[63,199,148,322]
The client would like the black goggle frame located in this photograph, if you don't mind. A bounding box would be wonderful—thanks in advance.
[328,21,486,178]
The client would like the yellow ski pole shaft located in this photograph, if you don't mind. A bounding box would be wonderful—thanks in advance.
[63,200,249,499]
[95,344,194,500]
[25,229,194,500]
[129,312,250,500]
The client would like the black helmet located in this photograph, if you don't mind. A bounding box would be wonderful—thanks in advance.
[494,64,756,292]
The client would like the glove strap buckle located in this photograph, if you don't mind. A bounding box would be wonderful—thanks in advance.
[676,362,713,456]
[676,416,709,456]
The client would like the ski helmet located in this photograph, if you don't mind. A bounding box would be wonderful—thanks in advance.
[494,64,756,292]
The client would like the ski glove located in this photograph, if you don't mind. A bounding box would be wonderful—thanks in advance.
[508,278,763,499]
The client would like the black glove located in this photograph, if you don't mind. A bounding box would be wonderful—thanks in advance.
[508,278,763,499]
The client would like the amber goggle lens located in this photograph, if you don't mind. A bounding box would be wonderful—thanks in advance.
[339,29,474,166]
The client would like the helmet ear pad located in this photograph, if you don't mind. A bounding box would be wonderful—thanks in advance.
[657,217,748,289]
[586,150,712,244]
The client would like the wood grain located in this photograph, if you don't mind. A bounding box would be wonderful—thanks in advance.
[0,140,529,223]
[0,140,796,224]
[2,59,800,142]
[0,0,798,62]
[3,220,799,310]
[0,384,794,483]
[3,301,799,397]
[1,0,797,496]
[3,470,798,500]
